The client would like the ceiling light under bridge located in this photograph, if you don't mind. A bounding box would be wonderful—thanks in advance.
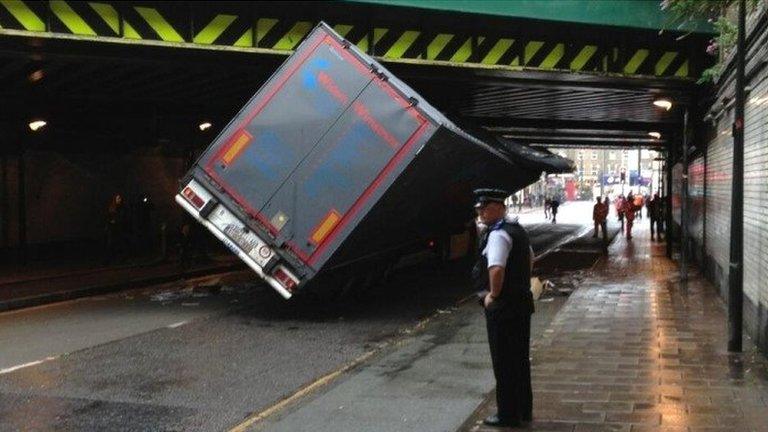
[29,120,47,131]
[653,98,673,111]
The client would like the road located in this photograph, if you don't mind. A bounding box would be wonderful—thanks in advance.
[0,203,595,431]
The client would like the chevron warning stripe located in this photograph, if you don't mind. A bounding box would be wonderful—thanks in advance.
[194,12,252,46]
[257,19,313,50]
[51,0,96,36]
[0,0,695,79]
[0,0,45,31]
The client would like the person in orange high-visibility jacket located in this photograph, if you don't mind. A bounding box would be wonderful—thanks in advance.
[623,193,637,239]
[633,194,644,220]
[615,195,625,233]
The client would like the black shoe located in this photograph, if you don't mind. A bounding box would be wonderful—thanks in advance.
[483,414,521,427]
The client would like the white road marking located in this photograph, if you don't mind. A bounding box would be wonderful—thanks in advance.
[167,320,190,329]
[0,356,56,375]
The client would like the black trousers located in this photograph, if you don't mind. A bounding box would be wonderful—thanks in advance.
[593,221,607,238]
[486,311,532,422]
[650,218,662,238]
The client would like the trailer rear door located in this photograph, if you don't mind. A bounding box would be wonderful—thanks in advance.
[199,26,429,271]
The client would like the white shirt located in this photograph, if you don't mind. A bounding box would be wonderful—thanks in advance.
[481,216,517,268]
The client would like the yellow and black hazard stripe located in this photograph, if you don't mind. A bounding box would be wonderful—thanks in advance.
[119,4,187,42]
[0,0,189,42]
[329,22,368,51]
[426,33,473,62]
[371,30,475,63]
[192,12,253,47]
[0,0,46,32]
[0,0,693,79]
[474,37,520,66]
[256,18,313,50]
[372,30,691,78]
[373,32,611,72]
[49,1,119,37]
[621,48,690,78]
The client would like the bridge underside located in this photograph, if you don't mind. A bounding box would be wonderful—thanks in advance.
[387,63,697,151]
[0,31,698,156]
[0,0,712,159]
[0,0,714,270]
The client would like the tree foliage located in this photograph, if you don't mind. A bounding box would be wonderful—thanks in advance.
[660,0,761,83]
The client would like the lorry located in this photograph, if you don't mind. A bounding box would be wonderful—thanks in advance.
[176,23,573,299]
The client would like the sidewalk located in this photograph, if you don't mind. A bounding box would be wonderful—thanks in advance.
[249,280,569,432]
[461,223,768,431]
[0,255,244,312]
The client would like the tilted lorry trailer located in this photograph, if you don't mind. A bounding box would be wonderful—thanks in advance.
[176,23,572,299]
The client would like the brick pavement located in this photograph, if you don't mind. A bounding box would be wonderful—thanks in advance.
[461,223,768,432]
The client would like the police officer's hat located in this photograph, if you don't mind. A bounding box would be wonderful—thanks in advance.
[473,188,510,208]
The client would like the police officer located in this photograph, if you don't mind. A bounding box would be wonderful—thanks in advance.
[472,188,534,428]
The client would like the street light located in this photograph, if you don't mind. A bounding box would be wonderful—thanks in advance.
[198,121,212,131]
[653,98,673,111]
[28,120,47,132]
[28,69,44,83]
[648,132,661,139]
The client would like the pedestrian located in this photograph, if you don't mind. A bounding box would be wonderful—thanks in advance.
[472,188,534,428]
[511,194,519,213]
[178,217,204,268]
[105,193,127,263]
[645,195,652,222]
[592,196,609,245]
[648,193,663,241]
[544,196,550,219]
[615,195,625,232]
[623,192,637,239]
[550,197,560,224]
[634,193,644,220]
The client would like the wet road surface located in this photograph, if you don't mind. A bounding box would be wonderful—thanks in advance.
[0,215,585,431]
[0,265,475,431]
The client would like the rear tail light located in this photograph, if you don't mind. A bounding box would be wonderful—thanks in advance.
[273,267,298,292]
[182,186,205,209]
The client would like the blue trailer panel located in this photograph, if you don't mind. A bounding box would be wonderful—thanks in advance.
[177,23,572,299]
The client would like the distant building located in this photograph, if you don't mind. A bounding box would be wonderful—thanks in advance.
[543,148,660,198]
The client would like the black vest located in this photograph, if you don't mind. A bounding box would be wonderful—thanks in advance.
[472,220,534,317]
